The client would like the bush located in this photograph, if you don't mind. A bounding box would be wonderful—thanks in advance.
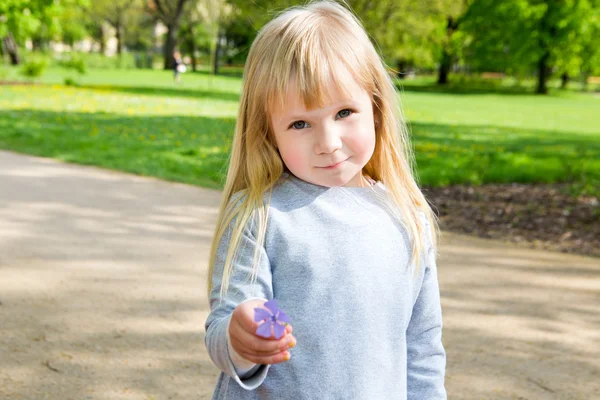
[60,53,87,75]
[64,77,78,86]
[51,52,138,69]
[78,52,136,69]
[20,56,48,79]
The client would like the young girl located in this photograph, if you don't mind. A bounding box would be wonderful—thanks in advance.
[204,1,446,399]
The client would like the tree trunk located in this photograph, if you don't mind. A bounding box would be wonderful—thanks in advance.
[437,16,458,85]
[3,32,20,65]
[32,38,42,51]
[536,50,550,94]
[183,26,197,72]
[97,23,107,55]
[437,50,451,85]
[396,60,407,79]
[155,0,187,70]
[560,72,569,89]
[94,25,105,54]
[212,29,222,75]
[164,26,176,70]
[190,38,197,72]
[115,22,123,56]
[536,3,555,95]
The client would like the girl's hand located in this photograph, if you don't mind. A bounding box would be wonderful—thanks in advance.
[229,299,296,365]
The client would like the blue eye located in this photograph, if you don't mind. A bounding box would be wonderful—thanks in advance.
[337,109,352,119]
[291,121,309,130]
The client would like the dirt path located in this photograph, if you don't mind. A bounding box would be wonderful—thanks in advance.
[1,150,598,400]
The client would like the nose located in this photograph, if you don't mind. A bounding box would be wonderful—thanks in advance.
[314,123,342,155]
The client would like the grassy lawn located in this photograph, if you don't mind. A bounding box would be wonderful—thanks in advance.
[0,66,598,195]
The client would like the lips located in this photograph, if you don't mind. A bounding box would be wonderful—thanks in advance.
[319,158,347,168]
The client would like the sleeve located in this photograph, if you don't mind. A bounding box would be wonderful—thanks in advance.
[204,210,274,390]
[406,219,447,399]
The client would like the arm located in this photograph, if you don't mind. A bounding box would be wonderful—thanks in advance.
[406,230,447,398]
[204,213,273,390]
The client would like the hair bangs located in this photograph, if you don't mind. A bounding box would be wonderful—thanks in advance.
[266,10,373,116]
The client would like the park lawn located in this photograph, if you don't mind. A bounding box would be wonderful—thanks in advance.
[0,67,599,195]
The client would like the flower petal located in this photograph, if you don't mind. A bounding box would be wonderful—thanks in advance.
[255,322,273,338]
[273,322,285,340]
[254,308,272,322]
[276,310,291,324]
[264,299,280,315]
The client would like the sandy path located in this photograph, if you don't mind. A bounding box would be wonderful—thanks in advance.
[0,150,598,400]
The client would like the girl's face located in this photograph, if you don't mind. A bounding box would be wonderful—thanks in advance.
[270,78,376,187]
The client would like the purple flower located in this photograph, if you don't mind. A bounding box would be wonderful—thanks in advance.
[254,299,291,340]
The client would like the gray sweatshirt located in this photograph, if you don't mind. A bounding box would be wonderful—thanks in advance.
[204,173,446,399]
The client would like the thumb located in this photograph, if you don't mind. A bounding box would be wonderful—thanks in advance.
[245,298,270,329]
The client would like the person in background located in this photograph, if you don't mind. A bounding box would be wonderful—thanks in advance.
[173,50,184,83]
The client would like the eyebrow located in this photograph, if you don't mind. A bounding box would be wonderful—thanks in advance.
[281,101,360,125]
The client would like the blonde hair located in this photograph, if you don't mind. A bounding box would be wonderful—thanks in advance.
[207,0,439,299]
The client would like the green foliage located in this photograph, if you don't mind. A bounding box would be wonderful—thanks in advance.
[0,0,90,45]
[0,0,46,41]
[123,4,156,52]
[459,0,596,77]
[63,77,78,86]
[60,53,87,74]
[56,2,92,45]
[20,55,47,78]
[579,0,600,79]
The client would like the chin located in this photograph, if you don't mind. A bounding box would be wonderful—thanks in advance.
[322,173,356,188]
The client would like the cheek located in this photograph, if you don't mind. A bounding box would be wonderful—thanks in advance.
[346,123,376,157]
[278,141,308,172]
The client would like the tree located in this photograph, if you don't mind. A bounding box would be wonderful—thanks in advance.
[1,0,53,64]
[147,0,191,69]
[226,0,445,76]
[227,0,464,82]
[194,0,235,74]
[348,0,450,78]
[579,1,600,90]
[56,3,91,47]
[178,0,215,72]
[1,0,89,64]
[124,6,157,53]
[179,8,212,72]
[90,0,140,55]
[460,0,592,94]
[433,0,472,84]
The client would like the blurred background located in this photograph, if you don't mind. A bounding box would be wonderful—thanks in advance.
[1,0,599,255]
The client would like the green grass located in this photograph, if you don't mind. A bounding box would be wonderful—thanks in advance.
[0,66,599,195]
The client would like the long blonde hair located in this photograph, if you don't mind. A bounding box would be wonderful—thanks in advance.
[207,0,439,299]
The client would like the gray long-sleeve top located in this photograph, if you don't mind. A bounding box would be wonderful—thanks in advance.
[204,173,446,399]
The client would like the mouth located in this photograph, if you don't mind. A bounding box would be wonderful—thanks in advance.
[318,158,348,169]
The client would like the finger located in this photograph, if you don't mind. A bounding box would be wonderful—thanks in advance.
[230,334,290,360]
[235,348,292,365]
[231,324,296,356]
[234,315,293,343]
[237,309,261,334]
[232,300,264,333]
[231,319,295,354]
